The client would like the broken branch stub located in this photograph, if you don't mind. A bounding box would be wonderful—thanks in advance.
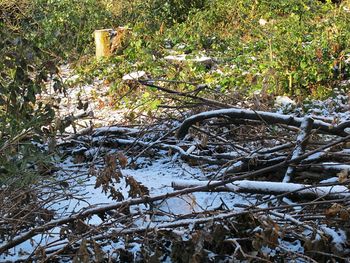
[282,116,314,183]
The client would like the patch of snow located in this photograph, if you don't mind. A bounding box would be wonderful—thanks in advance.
[319,226,347,253]
[279,239,304,254]
[164,54,213,65]
[275,96,296,107]
[320,177,338,184]
[122,71,146,81]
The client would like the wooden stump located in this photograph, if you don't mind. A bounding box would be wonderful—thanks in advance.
[94,29,112,59]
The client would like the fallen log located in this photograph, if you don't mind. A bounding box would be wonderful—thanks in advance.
[171,179,350,199]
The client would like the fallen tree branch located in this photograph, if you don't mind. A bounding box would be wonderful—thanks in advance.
[92,126,140,137]
[283,117,314,183]
[0,161,289,253]
[1,135,349,253]
[176,108,350,139]
[72,199,348,253]
[91,137,222,164]
[140,81,235,109]
[171,179,350,199]
[271,211,346,253]
[296,163,350,173]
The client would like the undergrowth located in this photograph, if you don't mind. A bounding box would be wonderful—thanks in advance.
[1,0,350,182]
[76,0,350,114]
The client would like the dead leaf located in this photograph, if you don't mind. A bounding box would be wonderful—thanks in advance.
[73,153,86,164]
[337,169,348,183]
[39,208,55,222]
[339,209,350,221]
[89,165,97,177]
[59,227,69,239]
[325,203,343,218]
[97,98,105,109]
[105,154,117,170]
[117,151,128,168]
[126,176,149,198]
[92,240,106,263]
[109,187,124,201]
[159,22,164,35]
[34,246,46,260]
[74,219,90,234]
[112,169,123,182]
[73,239,90,263]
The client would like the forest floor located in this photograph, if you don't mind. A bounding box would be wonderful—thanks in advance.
[1,65,350,262]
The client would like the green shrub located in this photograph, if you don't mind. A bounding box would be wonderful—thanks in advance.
[31,0,116,58]
[162,0,350,97]
[0,1,56,184]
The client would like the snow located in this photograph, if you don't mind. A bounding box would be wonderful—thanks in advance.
[320,177,338,184]
[1,156,250,261]
[319,226,348,253]
[274,96,296,107]
[122,71,146,81]
[320,162,350,171]
[164,54,213,65]
[4,64,350,261]
[171,179,350,199]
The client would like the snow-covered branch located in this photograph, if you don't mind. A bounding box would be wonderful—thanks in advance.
[176,108,349,139]
[283,116,314,183]
[171,179,350,199]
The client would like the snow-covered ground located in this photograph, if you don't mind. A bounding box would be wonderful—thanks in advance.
[2,66,350,261]
[1,153,257,261]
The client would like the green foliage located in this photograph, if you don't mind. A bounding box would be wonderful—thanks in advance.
[105,0,206,30]
[165,0,350,97]
[0,34,54,132]
[0,1,56,184]
[73,0,350,116]
[2,0,350,179]
[32,0,116,58]
[135,0,206,28]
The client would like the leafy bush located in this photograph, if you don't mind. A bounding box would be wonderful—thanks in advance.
[104,0,207,30]
[158,0,350,97]
[75,0,350,108]
[26,0,206,59]
[0,1,55,184]
[31,0,117,58]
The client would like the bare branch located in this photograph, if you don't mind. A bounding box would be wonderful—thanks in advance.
[176,108,349,139]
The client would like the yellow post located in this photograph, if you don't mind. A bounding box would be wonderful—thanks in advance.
[94,29,111,59]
